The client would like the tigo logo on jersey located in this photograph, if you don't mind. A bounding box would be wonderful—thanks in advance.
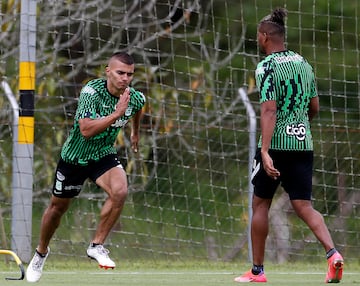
[286,123,306,141]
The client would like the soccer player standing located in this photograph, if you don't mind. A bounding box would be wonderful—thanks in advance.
[26,52,146,282]
[234,8,344,283]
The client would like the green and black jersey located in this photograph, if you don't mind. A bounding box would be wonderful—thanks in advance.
[255,50,317,151]
[61,78,146,165]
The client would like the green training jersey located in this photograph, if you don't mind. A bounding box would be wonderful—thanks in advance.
[61,78,146,165]
[255,50,317,151]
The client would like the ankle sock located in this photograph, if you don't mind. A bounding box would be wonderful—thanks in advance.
[36,249,47,258]
[251,264,264,275]
[326,248,337,259]
[91,242,101,247]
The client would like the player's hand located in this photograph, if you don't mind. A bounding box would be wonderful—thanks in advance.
[114,87,130,118]
[261,151,280,180]
[130,132,139,153]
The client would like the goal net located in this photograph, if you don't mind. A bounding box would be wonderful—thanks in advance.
[0,0,359,264]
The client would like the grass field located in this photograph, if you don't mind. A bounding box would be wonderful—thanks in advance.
[0,260,359,285]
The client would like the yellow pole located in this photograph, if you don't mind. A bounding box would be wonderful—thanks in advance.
[0,250,25,280]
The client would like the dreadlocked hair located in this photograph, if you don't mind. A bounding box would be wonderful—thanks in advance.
[259,7,287,35]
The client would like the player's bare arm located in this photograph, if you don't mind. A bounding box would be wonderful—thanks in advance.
[308,96,319,122]
[260,100,280,179]
[130,109,142,153]
[79,88,130,139]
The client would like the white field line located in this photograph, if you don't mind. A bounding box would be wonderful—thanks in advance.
[1,271,358,276]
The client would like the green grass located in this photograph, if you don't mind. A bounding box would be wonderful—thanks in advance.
[1,260,359,285]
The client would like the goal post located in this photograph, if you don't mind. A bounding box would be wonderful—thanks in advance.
[11,0,37,262]
[238,87,257,262]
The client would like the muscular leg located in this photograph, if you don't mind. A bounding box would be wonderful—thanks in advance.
[37,196,72,253]
[251,195,272,265]
[92,166,128,244]
[291,199,335,252]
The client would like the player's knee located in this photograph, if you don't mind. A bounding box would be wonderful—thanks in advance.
[48,201,69,218]
[110,187,128,207]
[48,197,69,215]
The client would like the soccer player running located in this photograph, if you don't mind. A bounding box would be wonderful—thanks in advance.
[234,8,344,283]
[26,52,146,282]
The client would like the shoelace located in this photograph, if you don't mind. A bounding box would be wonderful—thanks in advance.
[95,245,110,258]
[32,253,45,270]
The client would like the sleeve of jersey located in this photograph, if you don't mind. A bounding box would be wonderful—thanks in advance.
[255,61,275,103]
[75,85,99,120]
[309,72,318,98]
[130,88,146,113]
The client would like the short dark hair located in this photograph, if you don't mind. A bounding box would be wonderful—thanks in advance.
[109,52,134,65]
[259,8,287,36]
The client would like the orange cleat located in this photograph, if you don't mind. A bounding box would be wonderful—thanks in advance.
[325,252,344,283]
[234,270,267,283]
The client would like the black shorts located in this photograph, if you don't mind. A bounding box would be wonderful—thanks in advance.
[52,154,123,198]
[251,149,313,200]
